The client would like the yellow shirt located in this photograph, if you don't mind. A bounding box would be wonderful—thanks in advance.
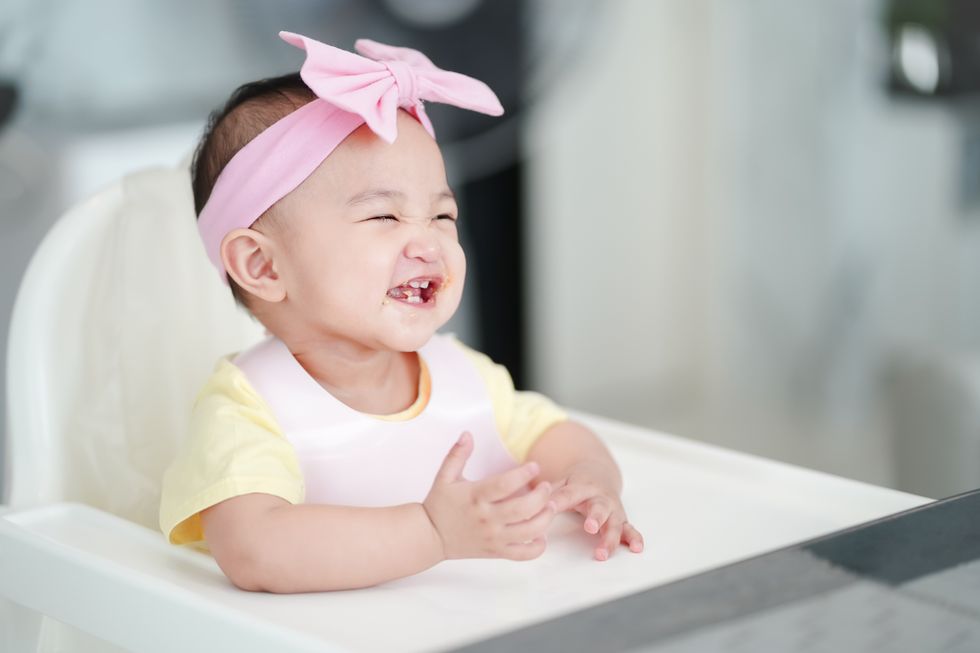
[159,339,566,545]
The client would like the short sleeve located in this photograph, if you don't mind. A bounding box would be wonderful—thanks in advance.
[453,341,568,462]
[159,358,304,545]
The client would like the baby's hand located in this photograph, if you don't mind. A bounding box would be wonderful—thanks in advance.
[549,461,644,561]
[423,432,557,561]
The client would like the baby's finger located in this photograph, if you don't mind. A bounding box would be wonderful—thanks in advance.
[582,498,612,535]
[497,481,553,523]
[504,500,557,544]
[548,482,597,514]
[622,521,645,553]
[594,517,624,562]
[480,461,540,502]
[432,432,474,484]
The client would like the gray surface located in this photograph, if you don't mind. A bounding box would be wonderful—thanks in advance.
[904,558,980,621]
[638,581,980,653]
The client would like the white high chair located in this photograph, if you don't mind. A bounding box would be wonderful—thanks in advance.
[2,163,266,651]
[1,163,929,653]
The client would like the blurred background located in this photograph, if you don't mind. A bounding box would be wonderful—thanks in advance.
[2,0,979,500]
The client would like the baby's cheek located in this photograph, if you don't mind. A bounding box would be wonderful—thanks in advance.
[443,248,467,294]
[436,280,464,318]
[452,244,467,277]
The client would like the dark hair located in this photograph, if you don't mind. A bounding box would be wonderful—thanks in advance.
[191,72,316,307]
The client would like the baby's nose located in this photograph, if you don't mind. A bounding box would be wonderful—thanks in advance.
[404,231,441,262]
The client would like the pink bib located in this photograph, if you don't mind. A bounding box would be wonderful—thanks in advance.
[233,334,517,506]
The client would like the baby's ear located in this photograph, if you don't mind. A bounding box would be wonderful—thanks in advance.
[221,228,286,302]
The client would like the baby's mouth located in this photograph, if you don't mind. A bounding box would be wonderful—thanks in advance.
[386,277,442,305]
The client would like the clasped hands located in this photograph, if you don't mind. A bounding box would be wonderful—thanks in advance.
[423,431,644,562]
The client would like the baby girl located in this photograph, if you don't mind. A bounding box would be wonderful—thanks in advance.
[160,32,643,592]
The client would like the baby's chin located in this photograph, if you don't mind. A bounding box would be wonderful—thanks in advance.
[381,293,461,352]
[378,333,434,354]
[381,320,451,352]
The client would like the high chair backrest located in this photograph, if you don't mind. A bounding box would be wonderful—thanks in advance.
[4,164,265,529]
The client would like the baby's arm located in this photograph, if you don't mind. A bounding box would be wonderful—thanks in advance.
[525,420,644,559]
[203,495,441,592]
[202,432,554,592]
[526,420,622,492]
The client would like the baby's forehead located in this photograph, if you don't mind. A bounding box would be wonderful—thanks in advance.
[338,110,440,157]
[273,157,452,229]
[302,116,448,194]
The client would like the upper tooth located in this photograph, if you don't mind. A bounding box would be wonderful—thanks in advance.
[409,281,421,288]
[420,280,430,289]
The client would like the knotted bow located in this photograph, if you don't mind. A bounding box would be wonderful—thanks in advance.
[280,31,503,143]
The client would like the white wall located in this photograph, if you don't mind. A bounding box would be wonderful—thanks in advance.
[526,0,978,493]
[526,0,711,428]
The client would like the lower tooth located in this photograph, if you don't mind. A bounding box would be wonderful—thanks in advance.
[407,295,421,304]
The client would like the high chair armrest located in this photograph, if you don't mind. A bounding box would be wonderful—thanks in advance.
[0,503,333,653]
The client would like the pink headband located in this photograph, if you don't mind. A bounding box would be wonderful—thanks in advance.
[198,31,504,280]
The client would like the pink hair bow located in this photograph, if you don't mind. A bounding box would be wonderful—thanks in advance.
[280,31,503,143]
[197,32,504,281]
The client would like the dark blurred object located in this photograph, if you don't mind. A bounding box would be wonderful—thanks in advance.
[0,80,17,131]
[884,0,980,97]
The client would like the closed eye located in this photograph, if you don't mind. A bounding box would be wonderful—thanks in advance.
[366,215,397,223]
[436,214,456,222]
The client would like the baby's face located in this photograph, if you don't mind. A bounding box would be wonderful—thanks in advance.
[268,111,465,352]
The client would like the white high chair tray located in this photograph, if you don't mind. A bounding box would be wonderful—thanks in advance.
[0,412,929,653]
